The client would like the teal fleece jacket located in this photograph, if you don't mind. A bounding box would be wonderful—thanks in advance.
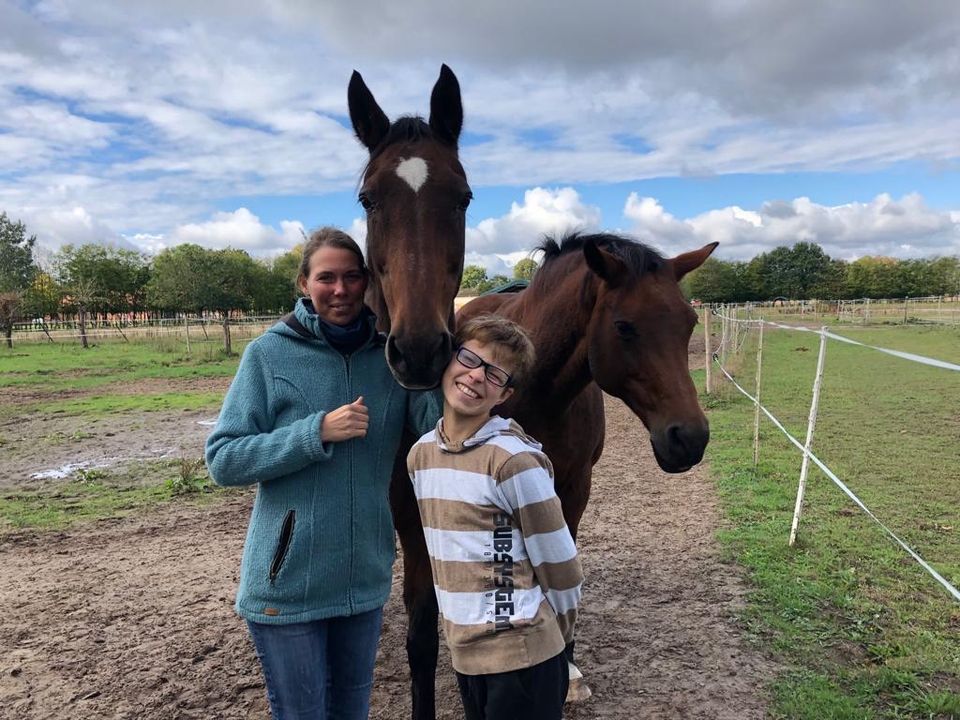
[205,299,441,624]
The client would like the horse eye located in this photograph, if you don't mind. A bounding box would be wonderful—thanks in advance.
[614,320,636,338]
[457,191,473,212]
[358,192,375,212]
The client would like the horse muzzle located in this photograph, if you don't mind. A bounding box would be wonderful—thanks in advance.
[650,420,710,473]
[385,331,453,390]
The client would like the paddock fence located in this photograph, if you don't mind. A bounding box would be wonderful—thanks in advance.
[6,314,285,348]
[704,305,960,603]
[704,294,960,327]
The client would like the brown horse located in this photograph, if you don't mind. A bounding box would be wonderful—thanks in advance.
[397,231,717,718]
[348,64,470,390]
[349,65,471,719]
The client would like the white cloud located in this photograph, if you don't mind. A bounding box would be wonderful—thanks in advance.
[165,208,301,254]
[1,2,959,267]
[467,187,601,255]
[624,192,960,260]
[15,205,134,250]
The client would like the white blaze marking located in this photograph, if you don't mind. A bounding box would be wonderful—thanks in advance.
[396,157,429,192]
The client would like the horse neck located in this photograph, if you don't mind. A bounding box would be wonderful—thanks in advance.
[512,266,596,412]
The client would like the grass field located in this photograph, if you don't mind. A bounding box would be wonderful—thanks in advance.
[0,337,249,530]
[0,337,244,419]
[700,322,960,719]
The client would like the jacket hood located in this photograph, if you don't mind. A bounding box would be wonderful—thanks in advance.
[435,415,542,454]
[268,299,382,348]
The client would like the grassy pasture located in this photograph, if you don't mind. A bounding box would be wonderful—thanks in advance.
[3,322,959,717]
[701,322,960,719]
[0,337,249,531]
[0,336,243,419]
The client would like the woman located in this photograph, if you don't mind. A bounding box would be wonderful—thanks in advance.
[205,227,440,719]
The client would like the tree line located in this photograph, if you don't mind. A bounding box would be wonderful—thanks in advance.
[0,212,302,348]
[3,212,958,347]
[680,241,959,303]
[460,257,538,294]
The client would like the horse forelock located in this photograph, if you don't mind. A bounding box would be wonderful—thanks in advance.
[363,116,458,169]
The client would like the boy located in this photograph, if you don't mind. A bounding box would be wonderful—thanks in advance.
[407,314,583,719]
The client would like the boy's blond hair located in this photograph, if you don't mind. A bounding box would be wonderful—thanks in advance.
[455,314,536,388]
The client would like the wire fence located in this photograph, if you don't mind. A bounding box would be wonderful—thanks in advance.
[704,306,960,603]
[706,294,960,326]
[6,314,285,348]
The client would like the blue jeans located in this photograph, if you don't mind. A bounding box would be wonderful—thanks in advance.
[246,607,384,720]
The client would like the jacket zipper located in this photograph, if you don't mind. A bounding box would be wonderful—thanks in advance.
[344,352,355,612]
[269,509,296,584]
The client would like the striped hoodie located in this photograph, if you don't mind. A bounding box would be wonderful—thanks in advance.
[407,415,583,675]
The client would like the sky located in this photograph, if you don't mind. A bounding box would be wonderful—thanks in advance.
[1,0,959,275]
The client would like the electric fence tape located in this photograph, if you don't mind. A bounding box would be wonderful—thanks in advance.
[711,311,960,373]
[712,355,960,603]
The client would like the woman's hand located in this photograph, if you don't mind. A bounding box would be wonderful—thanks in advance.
[321,396,369,442]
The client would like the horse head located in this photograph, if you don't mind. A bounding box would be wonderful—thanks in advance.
[582,235,717,472]
[348,65,470,389]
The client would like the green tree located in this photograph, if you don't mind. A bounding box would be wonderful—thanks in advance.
[53,244,150,318]
[513,258,538,281]
[146,244,209,312]
[460,265,488,291]
[21,271,61,321]
[928,257,960,296]
[0,212,38,293]
[846,257,900,299]
[208,249,259,355]
[746,242,834,300]
[147,244,258,354]
[684,258,740,303]
[69,278,101,349]
[476,274,509,294]
[0,292,20,348]
[253,246,301,313]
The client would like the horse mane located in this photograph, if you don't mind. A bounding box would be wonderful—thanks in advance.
[531,232,665,294]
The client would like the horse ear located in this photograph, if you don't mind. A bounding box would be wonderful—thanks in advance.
[671,242,719,281]
[348,70,390,152]
[429,64,463,146]
[584,238,628,286]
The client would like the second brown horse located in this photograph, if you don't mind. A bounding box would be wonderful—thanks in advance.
[390,231,716,718]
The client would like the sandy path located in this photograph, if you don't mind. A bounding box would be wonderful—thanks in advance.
[0,396,772,719]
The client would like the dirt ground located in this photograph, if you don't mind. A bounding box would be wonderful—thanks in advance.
[0,388,774,719]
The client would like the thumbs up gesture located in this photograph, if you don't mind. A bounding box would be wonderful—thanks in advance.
[321,396,369,442]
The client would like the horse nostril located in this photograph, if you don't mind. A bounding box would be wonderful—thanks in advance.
[667,424,686,451]
[386,336,406,373]
[665,422,709,464]
[666,423,699,454]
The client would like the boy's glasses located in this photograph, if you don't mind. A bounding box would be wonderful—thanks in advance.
[454,347,512,388]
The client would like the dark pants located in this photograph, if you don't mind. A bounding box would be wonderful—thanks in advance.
[246,607,383,720]
[455,651,569,720]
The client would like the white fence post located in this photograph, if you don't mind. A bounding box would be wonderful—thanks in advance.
[753,320,764,466]
[789,326,829,547]
[704,308,713,394]
[721,305,729,365]
[732,306,739,356]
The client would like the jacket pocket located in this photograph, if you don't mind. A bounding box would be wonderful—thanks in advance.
[269,509,296,584]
